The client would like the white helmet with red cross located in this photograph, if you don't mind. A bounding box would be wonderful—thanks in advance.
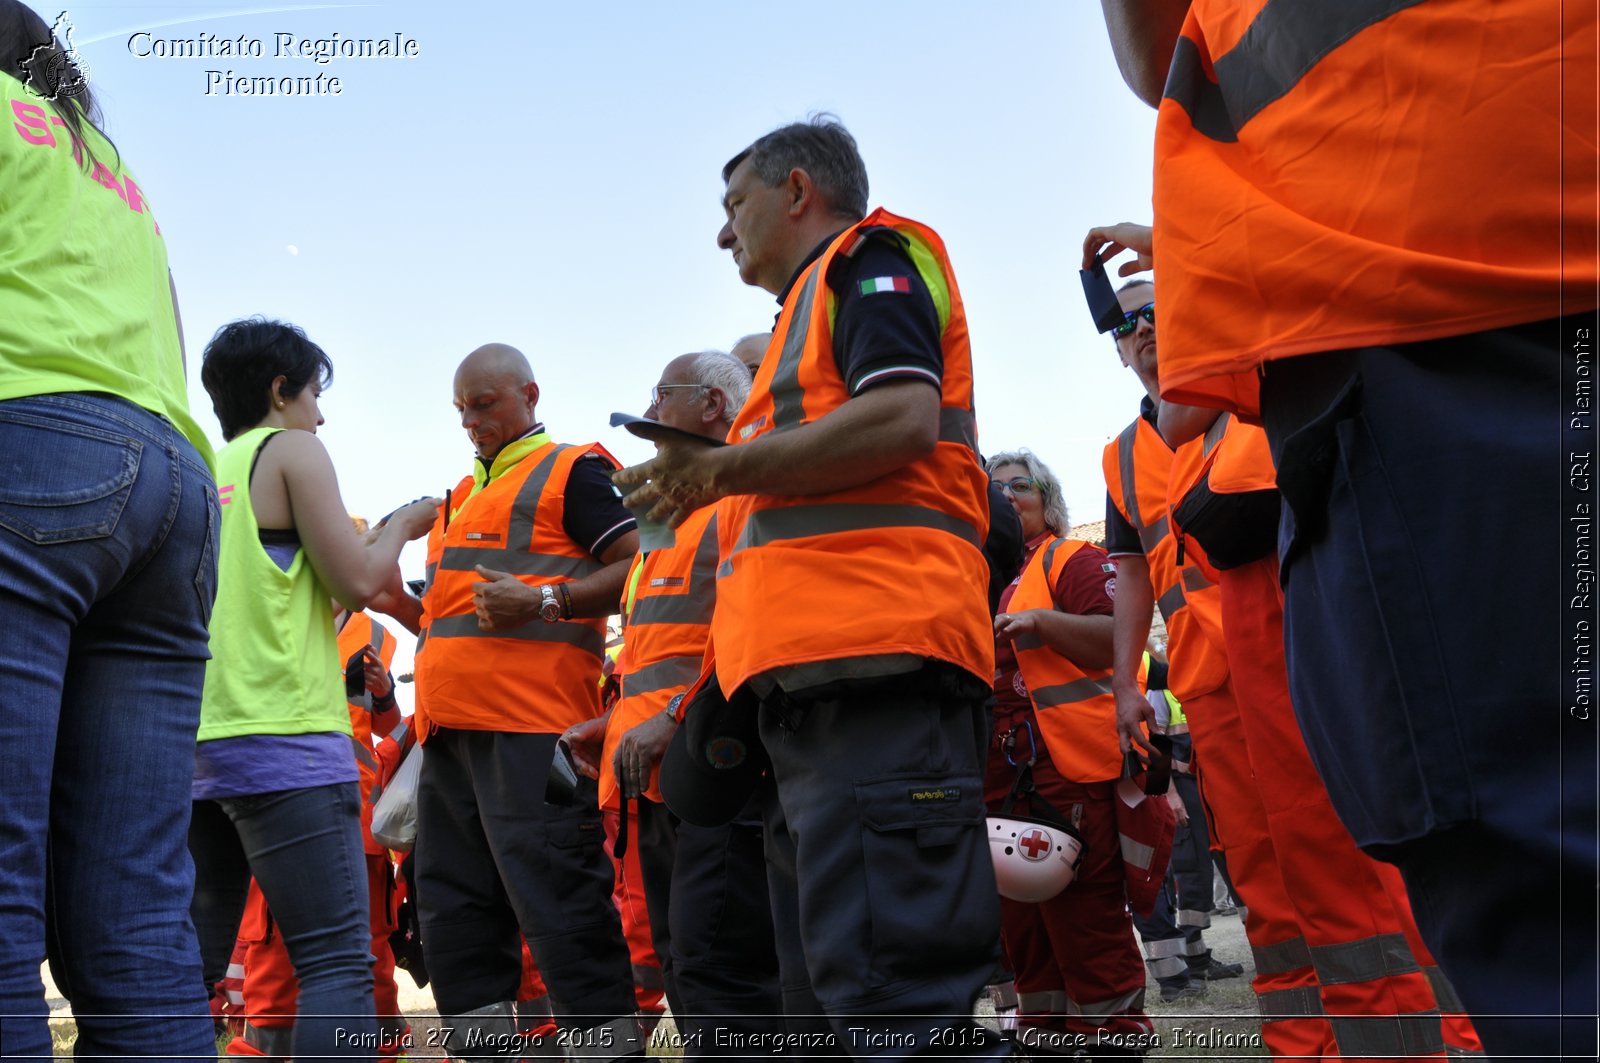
[987,815,1085,903]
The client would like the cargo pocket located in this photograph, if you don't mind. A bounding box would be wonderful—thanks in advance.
[855,772,993,982]
[0,413,139,544]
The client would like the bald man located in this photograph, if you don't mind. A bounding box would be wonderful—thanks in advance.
[380,343,643,1059]
[729,332,771,377]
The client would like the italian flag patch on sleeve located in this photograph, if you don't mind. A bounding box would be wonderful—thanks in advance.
[859,275,911,295]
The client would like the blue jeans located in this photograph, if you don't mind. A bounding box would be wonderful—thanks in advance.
[190,782,376,1057]
[0,393,220,1060]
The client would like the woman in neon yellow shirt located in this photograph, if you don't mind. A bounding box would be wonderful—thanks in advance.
[0,3,221,1056]
[191,317,438,1058]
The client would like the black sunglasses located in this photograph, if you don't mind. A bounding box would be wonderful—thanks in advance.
[1111,302,1156,339]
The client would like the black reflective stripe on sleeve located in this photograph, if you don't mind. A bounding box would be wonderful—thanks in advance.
[938,407,978,455]
[769,269,821,431]
[1163,0,1427,142]
[425,613,606,657]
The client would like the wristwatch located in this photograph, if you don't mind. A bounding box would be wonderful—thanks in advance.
[537,584,562,623]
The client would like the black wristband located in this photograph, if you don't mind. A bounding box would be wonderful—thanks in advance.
[558,583,574,620]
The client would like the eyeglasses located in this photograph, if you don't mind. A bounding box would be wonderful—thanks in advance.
[1111,302,1156,339]
[990,477,1037,496]
[650,384,703,407]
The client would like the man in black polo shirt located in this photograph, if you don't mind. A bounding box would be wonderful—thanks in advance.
[616,118,1004,1059]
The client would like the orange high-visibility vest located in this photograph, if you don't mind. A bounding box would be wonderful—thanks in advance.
[338,611,395,759]
[599,506,718,811]
[1152,0,1598,416]
[1102,417,1228,701]
[415,442,614,736]
[337,611,397,855]
[1007,537,1122,784]
[713,208,993,694]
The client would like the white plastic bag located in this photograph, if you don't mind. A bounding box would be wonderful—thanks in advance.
[370,743,423,852]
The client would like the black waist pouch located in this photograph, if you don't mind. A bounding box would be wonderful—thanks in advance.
[1170,475,1280,570]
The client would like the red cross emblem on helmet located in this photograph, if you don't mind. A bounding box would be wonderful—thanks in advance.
[1018,827,1052,861]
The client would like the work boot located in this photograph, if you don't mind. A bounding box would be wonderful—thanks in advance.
[1157,978,1207,1004]
[1189,957,1244,981]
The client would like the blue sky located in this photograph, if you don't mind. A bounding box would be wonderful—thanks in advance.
[54,0,1160,693]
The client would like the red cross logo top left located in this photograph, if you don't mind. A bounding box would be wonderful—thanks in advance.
[1018,827,1052,861]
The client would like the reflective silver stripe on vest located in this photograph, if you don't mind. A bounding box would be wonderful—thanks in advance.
[370,624,386,654]
[1310,933,1418,985]
[1424,965,1467,1014]
[426,614,605,657]
[622,655,702,698]
[768,269,821,431]
[1137,515,1169,554]
[1032,676,1114,709]
[938,407,979,454]
[504,445,567,550]
[1252,936,1313,975]
[1156,582,1187,621]
[628,513,719,628]
[1117,422,1143,527]
[437,546,600,581]
[1328,1014,1445,1060]
[1163,0,1427,143]
[424,562,437,591]
[1257,985,1324,1021]
[1157,564,1216,622]
[723,502,982,562]
[349,735,379,772]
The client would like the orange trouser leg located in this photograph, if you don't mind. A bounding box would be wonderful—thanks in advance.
[365,853,403,1021]
[1184,683,1335,1061]
[240,882,298,1029]
[1220,557,1478,1061]
[604,807,666,1019]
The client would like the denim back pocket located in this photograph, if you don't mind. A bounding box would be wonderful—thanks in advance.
[0,411,140,544]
